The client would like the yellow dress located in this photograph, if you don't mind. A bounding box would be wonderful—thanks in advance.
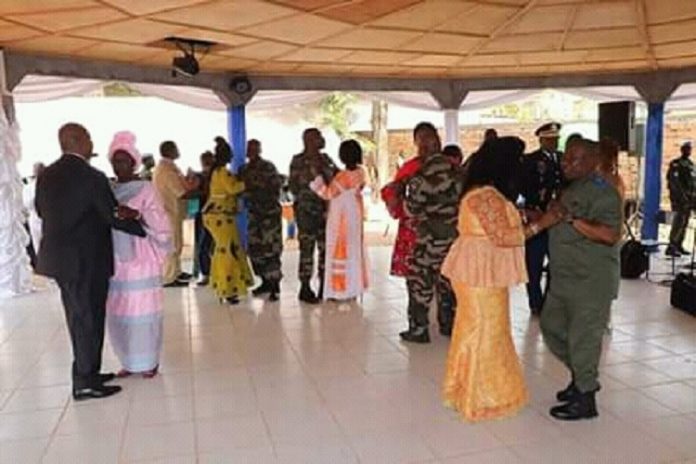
[441,186,529,422]
[203,168,253,299]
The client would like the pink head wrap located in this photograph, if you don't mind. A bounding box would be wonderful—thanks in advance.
[108,131,141,170]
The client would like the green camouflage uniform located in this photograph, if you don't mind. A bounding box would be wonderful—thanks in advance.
[239,158,283,283]
[288,152,338,283]
[667,156,695,250]
[541,173,622,393]
[405,153,462,330]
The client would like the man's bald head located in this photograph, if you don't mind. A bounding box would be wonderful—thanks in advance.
[59,123,93,159]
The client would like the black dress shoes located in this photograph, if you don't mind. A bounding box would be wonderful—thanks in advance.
[439,326,452,337]
[399,327,431,344]
[164,280,188,288]
[252,280,271,296]
[73,384,122,402]
[97,372,116,384]
[550,391,598,421]
[299,285,320,304]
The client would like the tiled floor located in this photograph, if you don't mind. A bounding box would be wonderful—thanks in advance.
[1,247,696,463]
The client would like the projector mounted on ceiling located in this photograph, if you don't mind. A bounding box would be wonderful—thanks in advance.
[165,37,214,78]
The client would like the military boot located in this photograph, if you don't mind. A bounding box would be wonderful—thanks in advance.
[317,279,324,301]
[399,325,430,344]
[268,281,280,302]
[550,390,598,421]
[556,380,579,403]
[252,279,271,296]
[299,282,319,304]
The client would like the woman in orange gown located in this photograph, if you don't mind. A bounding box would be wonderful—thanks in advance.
[442,137,561,422]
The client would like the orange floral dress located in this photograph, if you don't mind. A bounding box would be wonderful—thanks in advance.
[441,186,529,422]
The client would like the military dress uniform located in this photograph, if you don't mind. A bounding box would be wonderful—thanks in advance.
[288,152,339,296]
[402,152,462,342]
[667,151,695,254]
[541,173,622,419]
[239,158,284,298]
[521,123,564,314]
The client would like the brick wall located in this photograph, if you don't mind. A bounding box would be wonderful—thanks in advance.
[371,119,695,208]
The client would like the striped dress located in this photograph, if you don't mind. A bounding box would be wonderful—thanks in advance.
[106,181,172,373]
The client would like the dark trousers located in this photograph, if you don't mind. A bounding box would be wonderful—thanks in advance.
[525,231,549,312]
[56,273,109,389]
[24,222,37,270]
[669,203,693,249]
[194,213,212,277]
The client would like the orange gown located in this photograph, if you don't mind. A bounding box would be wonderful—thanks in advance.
[441,186,529,422]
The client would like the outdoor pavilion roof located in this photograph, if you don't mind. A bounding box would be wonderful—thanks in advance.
[1,0,696,80]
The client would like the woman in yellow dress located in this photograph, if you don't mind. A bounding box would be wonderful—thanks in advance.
[441,137,561,422]
[203,137,253,305]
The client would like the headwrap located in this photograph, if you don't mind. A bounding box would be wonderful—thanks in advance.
[108,131,141,170]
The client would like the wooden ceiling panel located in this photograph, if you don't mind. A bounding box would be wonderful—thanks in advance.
[584,46,646,62]
[0,0,97,15]
[400,32,479,54]
[151,0,295,31]
[517,50,589,65]
[658,56,696,68]
[645,1,696,24]
[565,28,642,50]
[649,19,696,44]
[318,0,423,25]
[462,53,519,67]
[6,7,127,33]
[0,19,41,41]
[294,63,358,75]
[174,29,259,48]
[100,0,214,16]
[654,42,696,59]
[437,3,517,36]
[370,0,479,31]
[276,47,352,63]
[403,54,462,66]
[238,13,349,45]
[202,55,257,70]
[71,18,188,44]
[573,2,636,30]
[482,33,562,53]
[320,28,419,50]
[75,42,160,61]
[504,5,572,34]
[348,64,407,76]
[8,36,97,55]
[221,41,297,60]
[271,0,342,11]
[341,50,420,65]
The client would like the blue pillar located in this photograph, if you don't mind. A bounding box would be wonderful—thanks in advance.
[227,105,248,249]
[641,102,665,243]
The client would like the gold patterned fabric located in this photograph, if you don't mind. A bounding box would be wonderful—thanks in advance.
[442,186,529,422]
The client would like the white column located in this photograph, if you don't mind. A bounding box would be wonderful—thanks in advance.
[443,108,460,146]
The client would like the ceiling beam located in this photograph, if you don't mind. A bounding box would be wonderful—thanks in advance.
[4,50,694,107]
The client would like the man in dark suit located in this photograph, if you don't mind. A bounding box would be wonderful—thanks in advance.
[521,122,564,316]
[35,123,142,401]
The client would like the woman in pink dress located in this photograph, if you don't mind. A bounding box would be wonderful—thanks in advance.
[310,140,369,300]
[106,132,172,378]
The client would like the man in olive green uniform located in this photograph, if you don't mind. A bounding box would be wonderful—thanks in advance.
[288,128,339,304]
[541,139,622,421]
[666,141,695,256]
[400,122,461,344]
[239,139,283,302]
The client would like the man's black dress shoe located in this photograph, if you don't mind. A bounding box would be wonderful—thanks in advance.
[73,384,122,401]
[97,373,116,384]
[550,391,598,421]
[163,280,188,288]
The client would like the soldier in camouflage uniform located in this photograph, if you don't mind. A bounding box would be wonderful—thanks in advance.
[289,128,339,303]
[239,139,283,302]
[401,122,462,343]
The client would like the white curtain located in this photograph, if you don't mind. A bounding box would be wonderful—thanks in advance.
[0,105,31,298]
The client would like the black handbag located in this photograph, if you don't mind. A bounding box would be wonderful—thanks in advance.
[670,236,696,316]
[620,219,649,279]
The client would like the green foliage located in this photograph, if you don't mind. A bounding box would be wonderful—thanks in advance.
[315,92,374,150]
[102,82,142,97]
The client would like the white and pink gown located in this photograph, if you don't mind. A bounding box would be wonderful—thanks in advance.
[106,180,172,373]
